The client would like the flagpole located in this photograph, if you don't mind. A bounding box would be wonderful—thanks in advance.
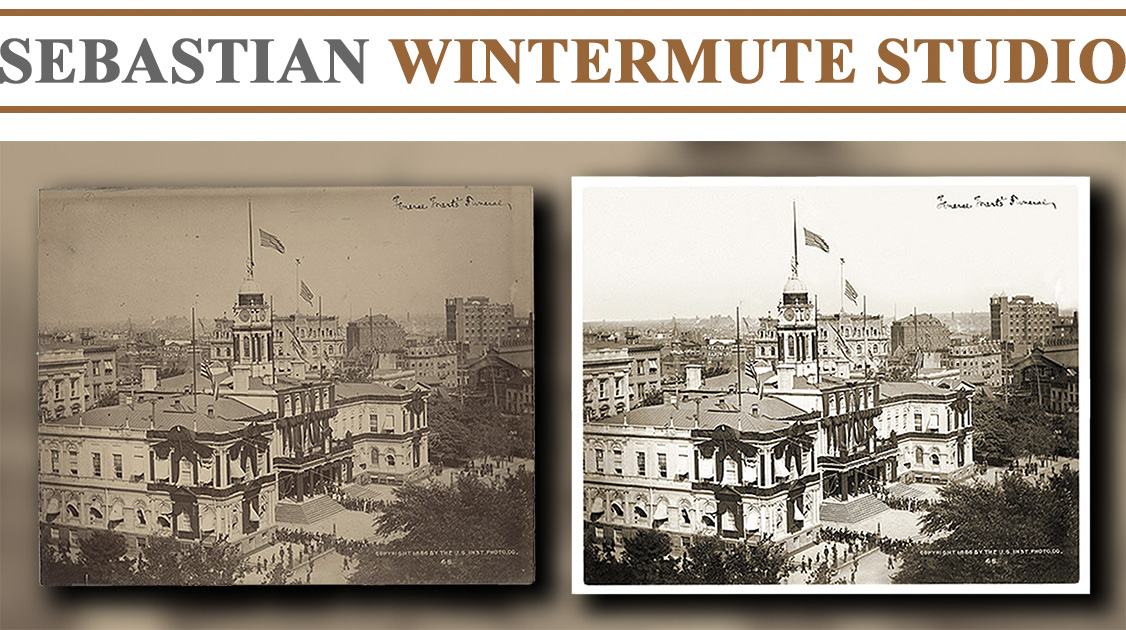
[248,201,254,279]
[839,258,845,315]
[814,295,821,384]
[736,305,742,410]
[862,295,868,379]
[270,296,277,384]
[295,258,301,315]
[792,201,798,277]
[191,306,198,411]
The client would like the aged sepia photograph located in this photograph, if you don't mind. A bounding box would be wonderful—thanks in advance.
[574,177,1088,592]
[37,186,534,585]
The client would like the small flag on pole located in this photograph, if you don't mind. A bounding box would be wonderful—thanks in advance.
[744,360,762,397]
[200,361,214,383]
[300,281,314,306]
[844,280,859,304]
[803,228,830,253]
[259,228,286,254]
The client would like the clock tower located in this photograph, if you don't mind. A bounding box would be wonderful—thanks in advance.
[777,274,818,382]
[232,276,273,378]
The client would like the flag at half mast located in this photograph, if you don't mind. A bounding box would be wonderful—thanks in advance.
[260,228,286,254]
[844,280,859,305]
[300,280,314,306]
[803,227,830,253]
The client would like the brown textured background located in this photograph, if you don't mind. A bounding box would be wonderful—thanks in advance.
[1,142,1122,629]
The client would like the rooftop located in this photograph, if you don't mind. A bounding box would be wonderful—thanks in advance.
[590,393,807,433]
[43,395,265,433]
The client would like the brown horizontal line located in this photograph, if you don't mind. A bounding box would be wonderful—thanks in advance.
[0,9,1124,17]
[2,106,1124,114]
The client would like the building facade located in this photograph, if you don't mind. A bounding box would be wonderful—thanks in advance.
[333,382,431,485]
[346,314,407,356]
[582,348,632,421]
[583,395,823,556]
[445,296,515,347]
[890,313,951,354]
[990,294,1062,348]
[401,344,459,389]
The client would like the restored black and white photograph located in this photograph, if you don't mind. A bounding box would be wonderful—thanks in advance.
[574,177,1087,592]
[37,186,534,585]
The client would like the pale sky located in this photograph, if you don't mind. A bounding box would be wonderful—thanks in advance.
[39,186,533,327]
[582,180,1083,323]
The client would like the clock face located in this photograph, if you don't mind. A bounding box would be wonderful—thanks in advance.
[239,310,250,322]
[784,308,795,321]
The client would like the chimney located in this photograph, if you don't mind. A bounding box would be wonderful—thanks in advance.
[206,405,214,418]
[292,359,307,381]
[835,359,850,379]
[141,365,158,391]
[778,364,796,390]
[232,364,250,392]
[685,364,703,390]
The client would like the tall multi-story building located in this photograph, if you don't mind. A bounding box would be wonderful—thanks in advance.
[445,296,515,347]
[890,313,951,354]
[38,349,88,421]
[401,344,459,389]
[990,294,1062,348]
[333,381,431,485]
[947,340,1004,388]
[817,313,889,374]
[273,313,345,376]
[38,344,119,418]
[582,348,632,421]
[346,314,407,356]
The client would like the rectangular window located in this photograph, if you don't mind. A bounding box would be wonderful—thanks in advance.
[636,452,646,476]
[612,449,622,475]
[113,453,123,479]
[92,452,102,477]
[658,453,668,478]
[594,449,604,473]
[68,450,78,475]
[914,414,923,432]
[51,450,59,473]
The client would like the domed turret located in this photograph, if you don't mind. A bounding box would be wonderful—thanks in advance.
[783,276,807,295]
[239,278,263,295]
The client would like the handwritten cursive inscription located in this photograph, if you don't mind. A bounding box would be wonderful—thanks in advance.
[936,194,1058,211]
[392,194,512,212]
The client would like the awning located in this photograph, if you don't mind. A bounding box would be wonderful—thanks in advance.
[46,497,60,516]
[745,509,761,531]
[774,457,790,478]
[229,453,245,480]
[721,511,735,530]
[157,515,171,528]
[698,454,715,480]
[248,502,260,523]
[198,458,214,484]
[634,505,648,519]
[793,503,806,522]
[590,496,605,514]
[654,503,669,521]
[66,503,79,518]
[177,510,192,531]
[721,458,738,485]
[200,510,216,534]
[109,502,124,521]
[89,505,103,520]
[154,454,171,482]
[610,502,624,517]
[676,454,690,476]
[928,415,940,430]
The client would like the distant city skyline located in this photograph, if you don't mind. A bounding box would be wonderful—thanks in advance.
[581,180,1083,323]
[39,187,533,328]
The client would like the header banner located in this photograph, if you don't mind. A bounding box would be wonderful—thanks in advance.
[1,10,1124,111]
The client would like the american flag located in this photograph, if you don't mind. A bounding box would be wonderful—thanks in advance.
[743,360,762,396]
[300,280,314,306]
[803,228,830,253]
[200,361,214,383]
[844,279,858,305]
[259,228,285,254]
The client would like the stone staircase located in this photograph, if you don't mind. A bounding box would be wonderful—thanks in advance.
[820,494,890,524]
[275,495,346,525]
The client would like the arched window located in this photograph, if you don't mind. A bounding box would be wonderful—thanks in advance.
[681,507,691,525]
[915,447,923,465]
[370,448,378,465]
[610,502,624,518]
[386,454,396,467]
[931,453,940,467]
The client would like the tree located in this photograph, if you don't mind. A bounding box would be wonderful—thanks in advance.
[681,536,792,585]
[973,397,1060,465]
[77,530,133,585]
[806,560,841,585]
[622,529,679,584]
[894,468,1079,584]
[40,536,84,586]
[133,536,247,585]
[350,470,534,584]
